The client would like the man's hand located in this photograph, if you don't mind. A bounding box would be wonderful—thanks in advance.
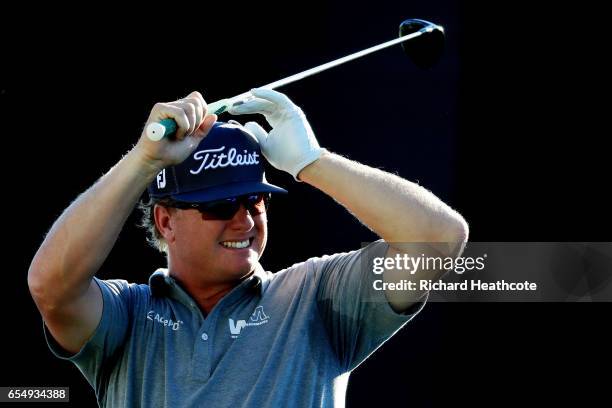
[228,88,322,180]
[135,91,217,170]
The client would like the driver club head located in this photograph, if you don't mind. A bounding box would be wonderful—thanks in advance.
[399,18,445,69]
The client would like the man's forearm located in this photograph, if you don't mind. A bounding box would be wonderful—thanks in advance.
[298,150,468,244]
[28,146,162,304]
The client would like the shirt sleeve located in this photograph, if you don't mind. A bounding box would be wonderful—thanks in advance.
[43,277,137,393]
[314,239,427,371]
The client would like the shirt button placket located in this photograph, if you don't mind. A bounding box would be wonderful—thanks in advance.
[191,324,212,381]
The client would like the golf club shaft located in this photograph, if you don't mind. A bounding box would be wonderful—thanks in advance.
[227,25,435,105]
[147,23,438,140]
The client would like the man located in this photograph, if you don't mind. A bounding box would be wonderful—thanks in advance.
[28,89,468,407]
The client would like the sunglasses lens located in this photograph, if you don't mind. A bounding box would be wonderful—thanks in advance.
[194,194,270,220]
[197,199,240,220]
[246,194,268,215]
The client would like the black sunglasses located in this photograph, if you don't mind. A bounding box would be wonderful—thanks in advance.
[171,193,270,221]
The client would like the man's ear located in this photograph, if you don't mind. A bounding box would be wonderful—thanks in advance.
[154,205,175,243]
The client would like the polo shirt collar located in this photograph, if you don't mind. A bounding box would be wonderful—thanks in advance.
[148,264,269,307]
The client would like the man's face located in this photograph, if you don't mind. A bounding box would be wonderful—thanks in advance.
[160,201,268,283]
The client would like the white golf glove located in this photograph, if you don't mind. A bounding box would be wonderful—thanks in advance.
[228,88,323,180]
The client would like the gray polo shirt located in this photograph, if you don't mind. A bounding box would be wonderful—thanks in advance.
[45,240,426,407]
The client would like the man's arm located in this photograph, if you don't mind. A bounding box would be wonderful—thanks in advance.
[230,88,468,313]
[28,92,216,354]
[299,151,468,312]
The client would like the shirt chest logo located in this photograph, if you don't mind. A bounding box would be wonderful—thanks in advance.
[228,306,270,339]
[147,310,184,331]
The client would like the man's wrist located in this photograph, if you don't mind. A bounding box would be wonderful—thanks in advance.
[127,146,166,180]
[296,148,329,182]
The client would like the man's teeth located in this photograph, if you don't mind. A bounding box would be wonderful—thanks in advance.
[221,239,250,249]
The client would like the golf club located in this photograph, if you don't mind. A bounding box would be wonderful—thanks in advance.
[146,18,445,141]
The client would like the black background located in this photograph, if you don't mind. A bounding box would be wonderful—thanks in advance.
[2,0,609,406]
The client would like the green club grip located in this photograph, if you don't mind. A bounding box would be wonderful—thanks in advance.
[146,118,177,141]
[145,99,231,141]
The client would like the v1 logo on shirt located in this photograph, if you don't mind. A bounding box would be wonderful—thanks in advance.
[228,306,270,339]
[228,319,246,337]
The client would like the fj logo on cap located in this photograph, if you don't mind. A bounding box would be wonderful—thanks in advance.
[190,146,260,175]
[156,169,166,189]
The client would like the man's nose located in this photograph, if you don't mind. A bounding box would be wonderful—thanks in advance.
[229,204,255,229]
